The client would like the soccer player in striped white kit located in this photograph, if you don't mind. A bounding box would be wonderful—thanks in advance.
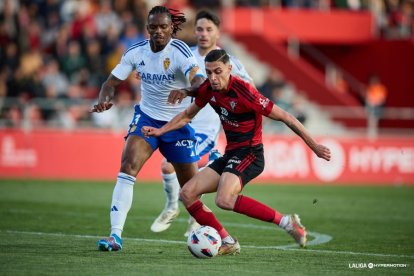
[91,6,238,252]
[150,10,255,240]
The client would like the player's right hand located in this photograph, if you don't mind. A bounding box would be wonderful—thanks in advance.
[141,126,161,137]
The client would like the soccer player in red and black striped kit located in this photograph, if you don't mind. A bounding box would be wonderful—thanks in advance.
[142,49,331,254]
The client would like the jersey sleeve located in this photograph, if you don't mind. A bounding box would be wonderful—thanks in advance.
[245,82,274,116]
[173,40,203,82]
[194,80,210,108]
[111,50,135,81]
[230,55,253,84]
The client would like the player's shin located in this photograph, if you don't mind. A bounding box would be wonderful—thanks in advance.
[186,200,230,239]
[233,195,284,225]
[162,172,180,210]
[110,172,136,237]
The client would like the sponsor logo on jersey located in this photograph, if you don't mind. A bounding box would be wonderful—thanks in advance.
[139,60,145,66]
[211,96,216,102]
[220,107,228,116]
[137,72,175,82]
[220,115,239,127]
[163,58,170,70]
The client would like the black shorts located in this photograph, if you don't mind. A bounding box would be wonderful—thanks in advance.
[208,144,264,186]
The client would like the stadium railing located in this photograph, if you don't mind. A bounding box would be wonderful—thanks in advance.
[1,97,413,136]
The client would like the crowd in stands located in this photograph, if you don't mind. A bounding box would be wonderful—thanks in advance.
[0,0,412,131]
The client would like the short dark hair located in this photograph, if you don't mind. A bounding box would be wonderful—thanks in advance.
[205,49,229,64]
[195,10,220,27]
[148,6,186,37]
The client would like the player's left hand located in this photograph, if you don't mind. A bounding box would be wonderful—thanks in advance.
[141,126,162,137]
[168,89,188,104]
[313,144,331,161]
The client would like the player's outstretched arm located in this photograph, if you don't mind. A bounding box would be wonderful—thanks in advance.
[142,103,202,137]
[91,75,122,113]
[267,105,331,161]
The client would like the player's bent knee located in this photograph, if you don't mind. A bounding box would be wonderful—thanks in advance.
[120,159,142,176]
[179,185,197,207]
[215,195,234,210]
[161,161,175,174]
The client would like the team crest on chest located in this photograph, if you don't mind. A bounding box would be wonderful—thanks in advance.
[163,58,170,70]
[229,100,237,111]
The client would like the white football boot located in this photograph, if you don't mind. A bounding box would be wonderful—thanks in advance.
[150,208,180,232]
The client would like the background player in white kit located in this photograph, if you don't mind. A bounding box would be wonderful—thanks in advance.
[150,10,255,236]
[91,6,238,252]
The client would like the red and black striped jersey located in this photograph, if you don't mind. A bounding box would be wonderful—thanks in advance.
[195,75,274,152]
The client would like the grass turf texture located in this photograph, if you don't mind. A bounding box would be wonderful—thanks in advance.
[0,179,413,275]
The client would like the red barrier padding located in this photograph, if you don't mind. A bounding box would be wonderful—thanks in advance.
[0,129,413,185]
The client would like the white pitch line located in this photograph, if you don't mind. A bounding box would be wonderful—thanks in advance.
[3,230,413,259]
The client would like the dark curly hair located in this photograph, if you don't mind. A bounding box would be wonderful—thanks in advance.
[148,6,186,37]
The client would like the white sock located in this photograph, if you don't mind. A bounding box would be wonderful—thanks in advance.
[110,172,136,238]
[279,215,291,229]
[162,172,180,210]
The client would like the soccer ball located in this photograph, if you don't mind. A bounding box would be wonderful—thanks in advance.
[187,225,222,258]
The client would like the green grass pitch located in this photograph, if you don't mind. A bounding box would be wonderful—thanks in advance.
[0,179,413,275]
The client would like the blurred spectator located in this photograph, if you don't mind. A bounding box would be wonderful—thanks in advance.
[385,0,414,38]
[105,43,126,74]
[94,0,123,37]
[258,70,286,100]
[365,74,388,119]
[0,68,7,97]
[1,42,19,75]
[366,0,388,36]
[100,24,121,57]
[290,94,307,124]
[3,105,23,128]
[19,48,43,78]
[365,74,388,138]
[41,59,69,98]
[51,24,71,60]
[41,10,61,52]
[0,0,20,44]
[119,22,145,49]
[23,104,44,129]
[84,39,106,87]
[26,20,42,50]
[59,40,86,81]
[91,88,134,130]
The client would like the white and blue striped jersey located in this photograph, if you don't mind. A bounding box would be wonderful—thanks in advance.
[190,46,253,149]
[111,39,202,121]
